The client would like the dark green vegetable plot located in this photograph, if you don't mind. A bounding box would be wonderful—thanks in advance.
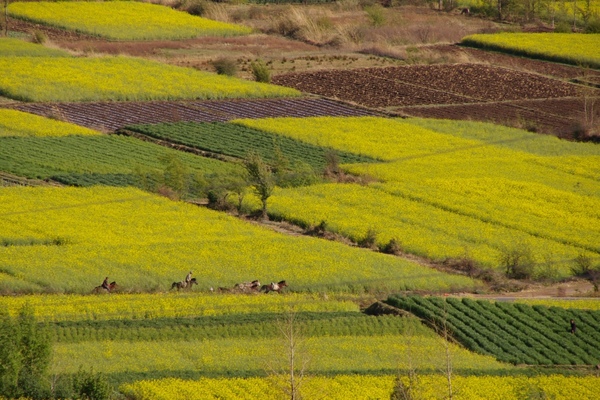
[386,295,600,366]
[125,122,379,171]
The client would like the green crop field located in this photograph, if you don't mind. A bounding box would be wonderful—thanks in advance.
[0,37,70,57]
[0,56,299,102]
[125,122,379,171]
[0,135,238,187]
[386,295,600,365]
[8,1,252,40]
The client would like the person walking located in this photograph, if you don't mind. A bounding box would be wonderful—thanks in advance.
[570,319,576,334]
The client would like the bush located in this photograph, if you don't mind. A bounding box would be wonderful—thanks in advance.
[73,367,113,400]
[212,57,237,76]
[358,228,378,249]
[250,59,271,83]
[0,306,52,399]
[584,17,600,33]
[31,30,47,44]
[499,244,535,279]
[380,238,402,255]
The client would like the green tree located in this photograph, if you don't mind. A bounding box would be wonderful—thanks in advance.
[0,309,20,397]
[0,305,52,399]
[245,152,274,219]
[16,305,52,399]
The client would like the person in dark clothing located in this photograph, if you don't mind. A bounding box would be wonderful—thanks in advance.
[570,319,576,334]
[101,277,109,290]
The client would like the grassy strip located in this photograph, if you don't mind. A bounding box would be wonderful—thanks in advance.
[0,37,70,57]
[50,312,430,343]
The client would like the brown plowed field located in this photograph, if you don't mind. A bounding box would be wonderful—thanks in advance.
[273,64,585,108]
[395,97,599,135]
[8,98,379,132]
[273,63,599,136]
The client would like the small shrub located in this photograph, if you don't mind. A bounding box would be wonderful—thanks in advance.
[381,238,402,255]
[553,21,572,33]
[358,228,378,249]
[31,30,47,44]
[72,367,112,400]
[364,5,385,27]
[571,253,593,277]
[499,243,535,279]
[250,59,271,83]
[212,57,237,76]
[584,18,600,33]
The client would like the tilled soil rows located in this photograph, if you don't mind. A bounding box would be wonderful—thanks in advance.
[273,64,584,109]
[395,97,598,135]
[9,98,378,132]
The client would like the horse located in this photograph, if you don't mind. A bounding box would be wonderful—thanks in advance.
[234,280,261,292]
[171,277,198,291]
[260,280,288,294]
[93,281,117,294]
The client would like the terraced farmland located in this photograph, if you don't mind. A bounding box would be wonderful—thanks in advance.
[0,135,238,187]
[125,122,379,170]
[9,98,377,131]
[272,64,597,136]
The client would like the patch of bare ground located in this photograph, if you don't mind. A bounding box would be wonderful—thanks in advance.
[7,17,99,42]
[273,64,586,109]
[470,279,596,299]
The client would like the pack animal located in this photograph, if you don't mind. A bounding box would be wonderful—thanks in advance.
[260,280,288,294]
[171,277,198,291]
[93,281,117,294]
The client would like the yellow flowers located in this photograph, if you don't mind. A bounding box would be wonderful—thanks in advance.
[0,56,300,102]
[0,109,100,137]
[461,33,600,67]
[235,116,600,276]
[0,292,358,322]
[120,375,600,400]
[0,186,476,293]
[8,1,252,40]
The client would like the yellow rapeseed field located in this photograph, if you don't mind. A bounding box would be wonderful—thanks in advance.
[0,109,100,137]
[461,33,600,67]
[236,117,600,276]
[0,56,299,102]
[0,292,358,322]
[121,374,600,399]
[0,186,476,293]
[8,1,252,40]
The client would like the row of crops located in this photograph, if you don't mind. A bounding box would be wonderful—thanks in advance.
[125,122,379,170]
[0,135,239,186]
[386,295,600,366]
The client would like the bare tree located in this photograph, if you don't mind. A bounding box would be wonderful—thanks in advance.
[267,310,310,400]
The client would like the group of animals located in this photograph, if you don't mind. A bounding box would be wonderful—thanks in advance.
[93,274,287,294]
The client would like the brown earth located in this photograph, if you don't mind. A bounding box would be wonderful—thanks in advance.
[9,98,380,132]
